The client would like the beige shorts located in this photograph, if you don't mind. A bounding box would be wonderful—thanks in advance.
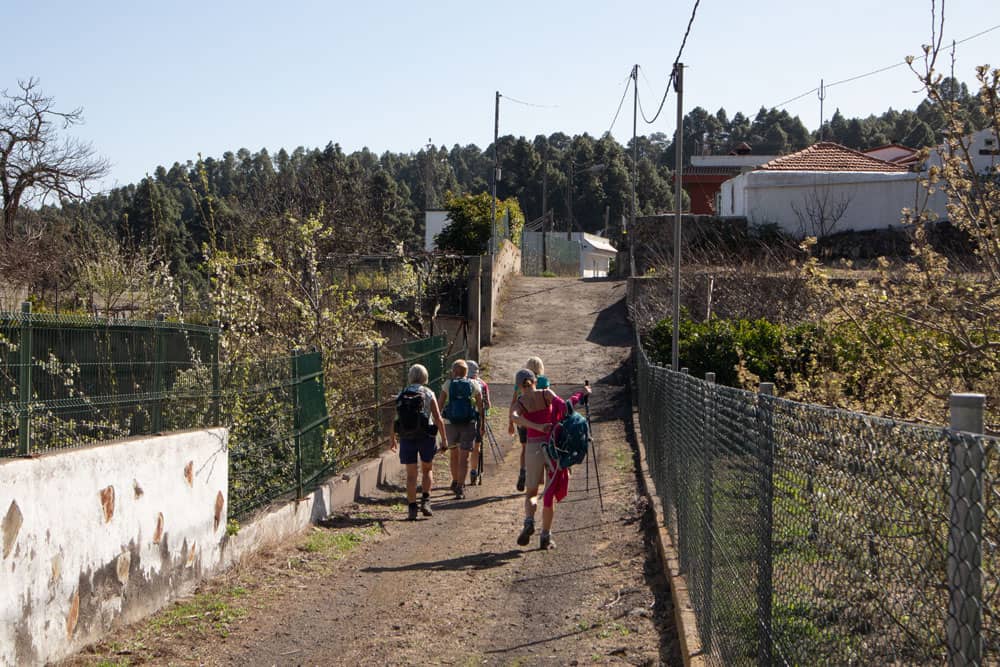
[524,437,550,490]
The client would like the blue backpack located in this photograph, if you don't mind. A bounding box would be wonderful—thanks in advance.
[545,401,590,469]
[444,377,477,424]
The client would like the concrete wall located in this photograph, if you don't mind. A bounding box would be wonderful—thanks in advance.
[0,428,406,667]
[1,429,228,666]
[720,170,937,237]
[490,239,521,320]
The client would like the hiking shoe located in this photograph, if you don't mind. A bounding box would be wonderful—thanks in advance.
[407,502,418,521]
[469,469,478,485]
[420,494,433,517]
[517,521,535,546]
[516,468,526,492]
[450,480,459,493]
[539,532,555,550]
[454,484,465,500]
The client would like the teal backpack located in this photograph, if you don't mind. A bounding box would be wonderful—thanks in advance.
[545,401,590,469]
[444,377,477,424]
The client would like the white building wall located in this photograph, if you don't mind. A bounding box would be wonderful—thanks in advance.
[1,429,228,666]
[424,210,451,251]
[721,171,937,237]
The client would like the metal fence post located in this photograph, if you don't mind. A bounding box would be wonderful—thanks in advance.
[703,371,716,650]
[373,343,381,444]
[947,392,985,667]
[210,320,221,427]
[757,382,775,667]
[292,348,303,500]
[18,302,32,455]
[150,313,166,433]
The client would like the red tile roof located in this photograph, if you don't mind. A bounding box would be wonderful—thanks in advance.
[757,142,910,172]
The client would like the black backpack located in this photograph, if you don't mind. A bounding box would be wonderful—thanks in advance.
[395,387,431,438]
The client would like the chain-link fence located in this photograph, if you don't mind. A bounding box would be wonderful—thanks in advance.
[636,335,998,665]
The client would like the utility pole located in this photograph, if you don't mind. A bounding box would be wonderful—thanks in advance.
[817,79,826,141]
[542,210,550,273]
[672,63,684,372]
[568,161,574,241]
[490,91,500,254]
[630,64,639,278]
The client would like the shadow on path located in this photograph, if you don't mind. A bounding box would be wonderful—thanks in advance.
[361,549,523,573]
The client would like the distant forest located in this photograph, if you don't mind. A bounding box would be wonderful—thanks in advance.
[26,76,987,288]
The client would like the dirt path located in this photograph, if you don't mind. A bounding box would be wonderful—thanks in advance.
[67,277,679,666]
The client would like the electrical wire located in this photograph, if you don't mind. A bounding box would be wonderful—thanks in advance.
[606,73,633,136]
[770,22,1000,109]
[500,94,558,109]
[639,0,702,124]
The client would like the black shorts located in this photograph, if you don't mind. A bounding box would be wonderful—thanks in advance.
[399,436,437,464]
[517,426,527,445]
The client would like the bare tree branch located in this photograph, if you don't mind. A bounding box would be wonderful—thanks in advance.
[0,77,109,241]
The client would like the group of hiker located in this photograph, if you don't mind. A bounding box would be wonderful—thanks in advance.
[389,356,590,550]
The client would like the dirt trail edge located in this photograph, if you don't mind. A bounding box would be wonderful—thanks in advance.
[66,276,680,667]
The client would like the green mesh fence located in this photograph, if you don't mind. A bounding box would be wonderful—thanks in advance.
[225,350,330,520]
[0,307,218,458]
[636,334,999,666]
[521,231,580,277]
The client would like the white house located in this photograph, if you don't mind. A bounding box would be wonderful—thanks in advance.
[719,142,932,238]
[424,210,451,251]
[926,127,999,176]
[576,233,617,277]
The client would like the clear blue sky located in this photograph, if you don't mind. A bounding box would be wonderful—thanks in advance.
[7,1,998,190]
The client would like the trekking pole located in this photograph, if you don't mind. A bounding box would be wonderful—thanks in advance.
[485,420,502,463]
[583,381,590,492]
[584,380,604,511]
[476,415,485,484]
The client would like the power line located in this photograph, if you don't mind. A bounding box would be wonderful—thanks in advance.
[606,73,633,136]
[770,22,1000,110]
[638,0,702,124]
[500,94,558,109]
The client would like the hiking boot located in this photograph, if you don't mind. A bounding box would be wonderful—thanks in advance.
[469,469,479,486]
[516,468,526,492]
[407,502,418,521]
[450,480,459,493]
[539,532,555,550]
[454,484,465,500]
[420,494,433,517]
[516,520,535,546]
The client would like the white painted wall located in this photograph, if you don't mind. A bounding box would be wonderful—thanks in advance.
[424,210,451,251]
[1,429,228,666]
[720,171,938,237]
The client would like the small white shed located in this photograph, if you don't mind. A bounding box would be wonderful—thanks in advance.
[576,233,617,277]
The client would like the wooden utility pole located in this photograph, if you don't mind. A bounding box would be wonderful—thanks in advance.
[630,64,639,278]
[672,63,684,372]
[490,91,500,253]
